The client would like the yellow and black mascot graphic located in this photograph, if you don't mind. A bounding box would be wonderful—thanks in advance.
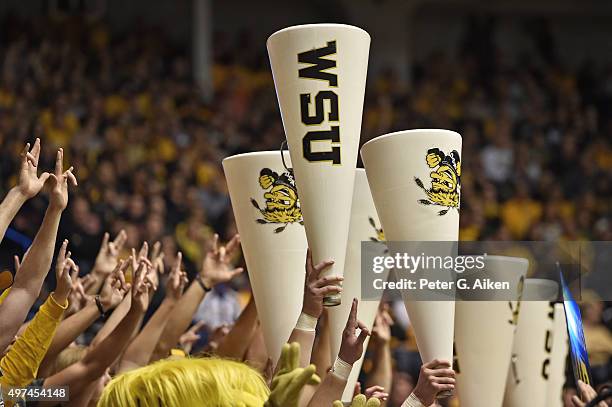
[415,148,461,216]
[369,217,385,242]
[251,168,303,233]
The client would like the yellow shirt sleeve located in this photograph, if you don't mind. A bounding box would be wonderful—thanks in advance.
[0,293,67,387]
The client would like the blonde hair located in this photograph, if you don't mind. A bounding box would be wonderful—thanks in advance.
[97,357,270,407]
[53,345,88,375]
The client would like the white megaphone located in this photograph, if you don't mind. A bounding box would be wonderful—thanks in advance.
[361,129,461,374]
[267,24,370,306]
[503,279,559,407]
[454,255,528,407]
[328,169,389,402]
[546,303,569,407]
[223,151,307,363]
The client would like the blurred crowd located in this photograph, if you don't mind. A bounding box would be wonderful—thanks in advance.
[0,12,610,407]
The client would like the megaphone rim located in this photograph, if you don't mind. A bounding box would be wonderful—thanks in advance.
[267,23,370,45]
[361,128,462,151]
[222,150,290,164]
[482,255,529,267]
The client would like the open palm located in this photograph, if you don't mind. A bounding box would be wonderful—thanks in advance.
[200,234,244,288]
[17,138,50,198]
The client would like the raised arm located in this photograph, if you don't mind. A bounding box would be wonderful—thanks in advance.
[89,259,132,347]
[0,139,49,243]
[38,262,128,378]
[308,298,370,407]
[0,148,76,352]
[285,248,340,369]
[365,305,394,406]
[0,241,74,388]
[401,359,455,407]
[151,234,243,361]
[118,252,187,372]
[43,258,151,396]
[215,293,258,359]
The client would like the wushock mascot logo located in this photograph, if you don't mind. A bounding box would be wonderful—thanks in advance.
[414,148,461,216]
[251,168,303,233]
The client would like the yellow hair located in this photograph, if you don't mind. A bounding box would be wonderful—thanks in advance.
[97,357,270,407]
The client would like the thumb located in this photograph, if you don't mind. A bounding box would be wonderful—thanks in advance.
[39,172,51,184]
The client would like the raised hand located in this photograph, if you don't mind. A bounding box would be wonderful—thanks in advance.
[265,342,321,407]
[131,258,154,313]
[66,271,88,316]
[571,380,607,407]
[16,138,50,199]
[99,259,131,311]
[166,252,188,301]
[179,321,206,354]
[364,385,388,402]
[372,304,393,344]
[200,234,244,289]
[338,298,370,365]
[302,248,340,318]
[411,359,455,406]
[54,239,78,304]
[47,148,77,211]
[94,230,127,276]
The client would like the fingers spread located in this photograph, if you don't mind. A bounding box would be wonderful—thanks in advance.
[225,234,240,254]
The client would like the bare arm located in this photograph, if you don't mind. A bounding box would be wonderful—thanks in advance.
[215,295,258,359]
[150,280,205,361]
[311,310,331,377]
[118,252,186,372]
[118,298,175,373]
[284,248,340,371]
[366,307,393,405]
[151,235,243,362]
[38,302,99,378]
[43,259,152,396]
[90,259,132,347]
[38,265,128,378]
[308,298,371,407]
[307,371,348,407]
[0,148,75,352]
[0,188,28,242]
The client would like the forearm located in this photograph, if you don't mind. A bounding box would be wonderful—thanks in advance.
[215,298,257,359]
[12,206,63,293]
[287,328,316,368]
[91,292,131,347]
[151,281,206,361]
[306,372,347,407]
[366,341,392,396]
[39,302,100,377]
[119,299,176,371]
[43,305,143,397]
[82,305,143,379]
[0,188,27,242]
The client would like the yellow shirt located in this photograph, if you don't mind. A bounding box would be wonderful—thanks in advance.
[501,199,542,239]
[0,293,67,388]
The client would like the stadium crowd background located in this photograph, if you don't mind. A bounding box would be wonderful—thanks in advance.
[0,9,610,406]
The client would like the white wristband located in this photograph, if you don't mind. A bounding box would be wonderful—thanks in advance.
[402,393,426,407]
[331,356,352,380]
[295,312,318,332]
